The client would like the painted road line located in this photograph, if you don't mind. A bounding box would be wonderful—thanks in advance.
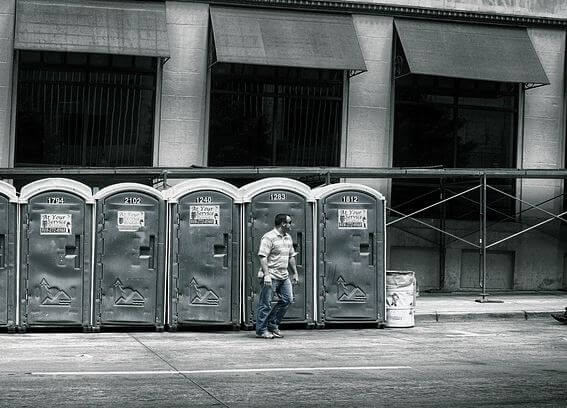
[31,366,411,376]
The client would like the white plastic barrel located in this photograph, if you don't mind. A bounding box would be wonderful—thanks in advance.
[385,271,416,328]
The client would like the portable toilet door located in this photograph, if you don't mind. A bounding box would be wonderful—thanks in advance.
[241,178,314,329]
[93,183,166,330]
[313,183,386,327]
[165,179,241,329]
[19,179,94,330]
[0,181,17,331]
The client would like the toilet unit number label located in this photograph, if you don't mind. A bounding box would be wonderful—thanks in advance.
[341,195,359,203]
[195,196,212,203]
[270,193,287,201]
[124,197,142,205]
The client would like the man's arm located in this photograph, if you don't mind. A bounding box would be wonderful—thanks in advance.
[289,256,299,284]
[259,255,271,286]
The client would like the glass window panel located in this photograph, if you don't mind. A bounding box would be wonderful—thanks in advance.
[66,52,87,65]
[457,109,516,168]
[15,50,157,168]
[393,73,518,220]
[90,54,109,67]
[208,64,343,174]
[19,51,40,64]
[112,55,134,68]
[43,52,64,65]
[134,56,155,71]
[394,103,454,167]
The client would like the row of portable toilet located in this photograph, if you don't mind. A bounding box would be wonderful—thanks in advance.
[0,177,386,332]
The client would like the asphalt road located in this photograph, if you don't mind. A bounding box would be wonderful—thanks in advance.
[1,319,566,407]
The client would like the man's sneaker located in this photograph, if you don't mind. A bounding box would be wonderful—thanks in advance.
[256,331,274,339]
[270,328,284,338]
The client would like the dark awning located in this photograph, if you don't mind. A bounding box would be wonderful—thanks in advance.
[394,19,549,85]
[15,0,170,57]
[209,6,367,72]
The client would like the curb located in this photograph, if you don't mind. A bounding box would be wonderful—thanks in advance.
[415,311,555,322]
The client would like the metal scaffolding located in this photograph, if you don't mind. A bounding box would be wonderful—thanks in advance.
[2,166,566,300]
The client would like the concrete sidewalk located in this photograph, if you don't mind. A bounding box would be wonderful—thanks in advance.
[415,291,567,322]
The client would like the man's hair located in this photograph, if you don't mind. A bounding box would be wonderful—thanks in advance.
[274,213,290,226]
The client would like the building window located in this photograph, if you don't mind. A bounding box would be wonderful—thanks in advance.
[208,64,343,169]
[15,51,157,167]
[392,75,519,220]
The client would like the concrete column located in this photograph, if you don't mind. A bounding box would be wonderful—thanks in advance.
[345,15,393,195]
[521,28,566,217]
[0,1,15,168]
[159,1,209,167]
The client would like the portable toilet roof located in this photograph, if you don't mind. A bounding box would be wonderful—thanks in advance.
[19,178,94,204]
[312,183,385,201]
[0,180,18,203]
[240,177,314,203]
[164,178,242,204]
[93,183,164,201]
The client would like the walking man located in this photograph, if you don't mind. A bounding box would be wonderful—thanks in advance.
[256,213,299,339]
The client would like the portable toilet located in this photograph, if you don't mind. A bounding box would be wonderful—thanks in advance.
[93,183,166,330]
[0,181,18,331]
[19,178,94,330]
[165,179,241,329]
[313,183,386,327]
[241,178,314,329]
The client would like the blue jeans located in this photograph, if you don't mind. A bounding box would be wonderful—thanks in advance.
[255,277,293,335]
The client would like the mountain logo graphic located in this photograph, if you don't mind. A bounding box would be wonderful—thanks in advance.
[337,276,367,303]
[40,278,71,306]
[189,278,220,306]
[113,279,145,307]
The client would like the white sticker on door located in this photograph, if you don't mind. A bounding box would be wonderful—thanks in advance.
[189,205,220,226]
[338,208,367,229]
[117,211,145,232]
[40,214,72,235]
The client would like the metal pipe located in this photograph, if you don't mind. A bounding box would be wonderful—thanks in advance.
[487,210,567,249]
[479,174,488,299]
[4,167,567,179]
[387,207,479,248]
[487,184,567,223]
[388,184,480,226]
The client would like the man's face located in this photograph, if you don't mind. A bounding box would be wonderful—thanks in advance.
[281,216,292,233]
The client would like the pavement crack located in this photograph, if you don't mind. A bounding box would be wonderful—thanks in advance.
[127,333,230,408]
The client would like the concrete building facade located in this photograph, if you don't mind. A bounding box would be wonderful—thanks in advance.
[1,0,566,292]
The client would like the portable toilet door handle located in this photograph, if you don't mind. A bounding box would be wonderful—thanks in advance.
[213,233,229,268]
[359,233,374,265]
[294,232,303,266]
[369,233,374,265]
[0,234,4,268]
[65,235,81,269]
[139,235,156,270]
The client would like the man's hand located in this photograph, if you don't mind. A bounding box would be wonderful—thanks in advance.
[291,273,299,285]
[263,274,272,286]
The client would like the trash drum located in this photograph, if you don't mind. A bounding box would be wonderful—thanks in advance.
[385,271,416,328]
